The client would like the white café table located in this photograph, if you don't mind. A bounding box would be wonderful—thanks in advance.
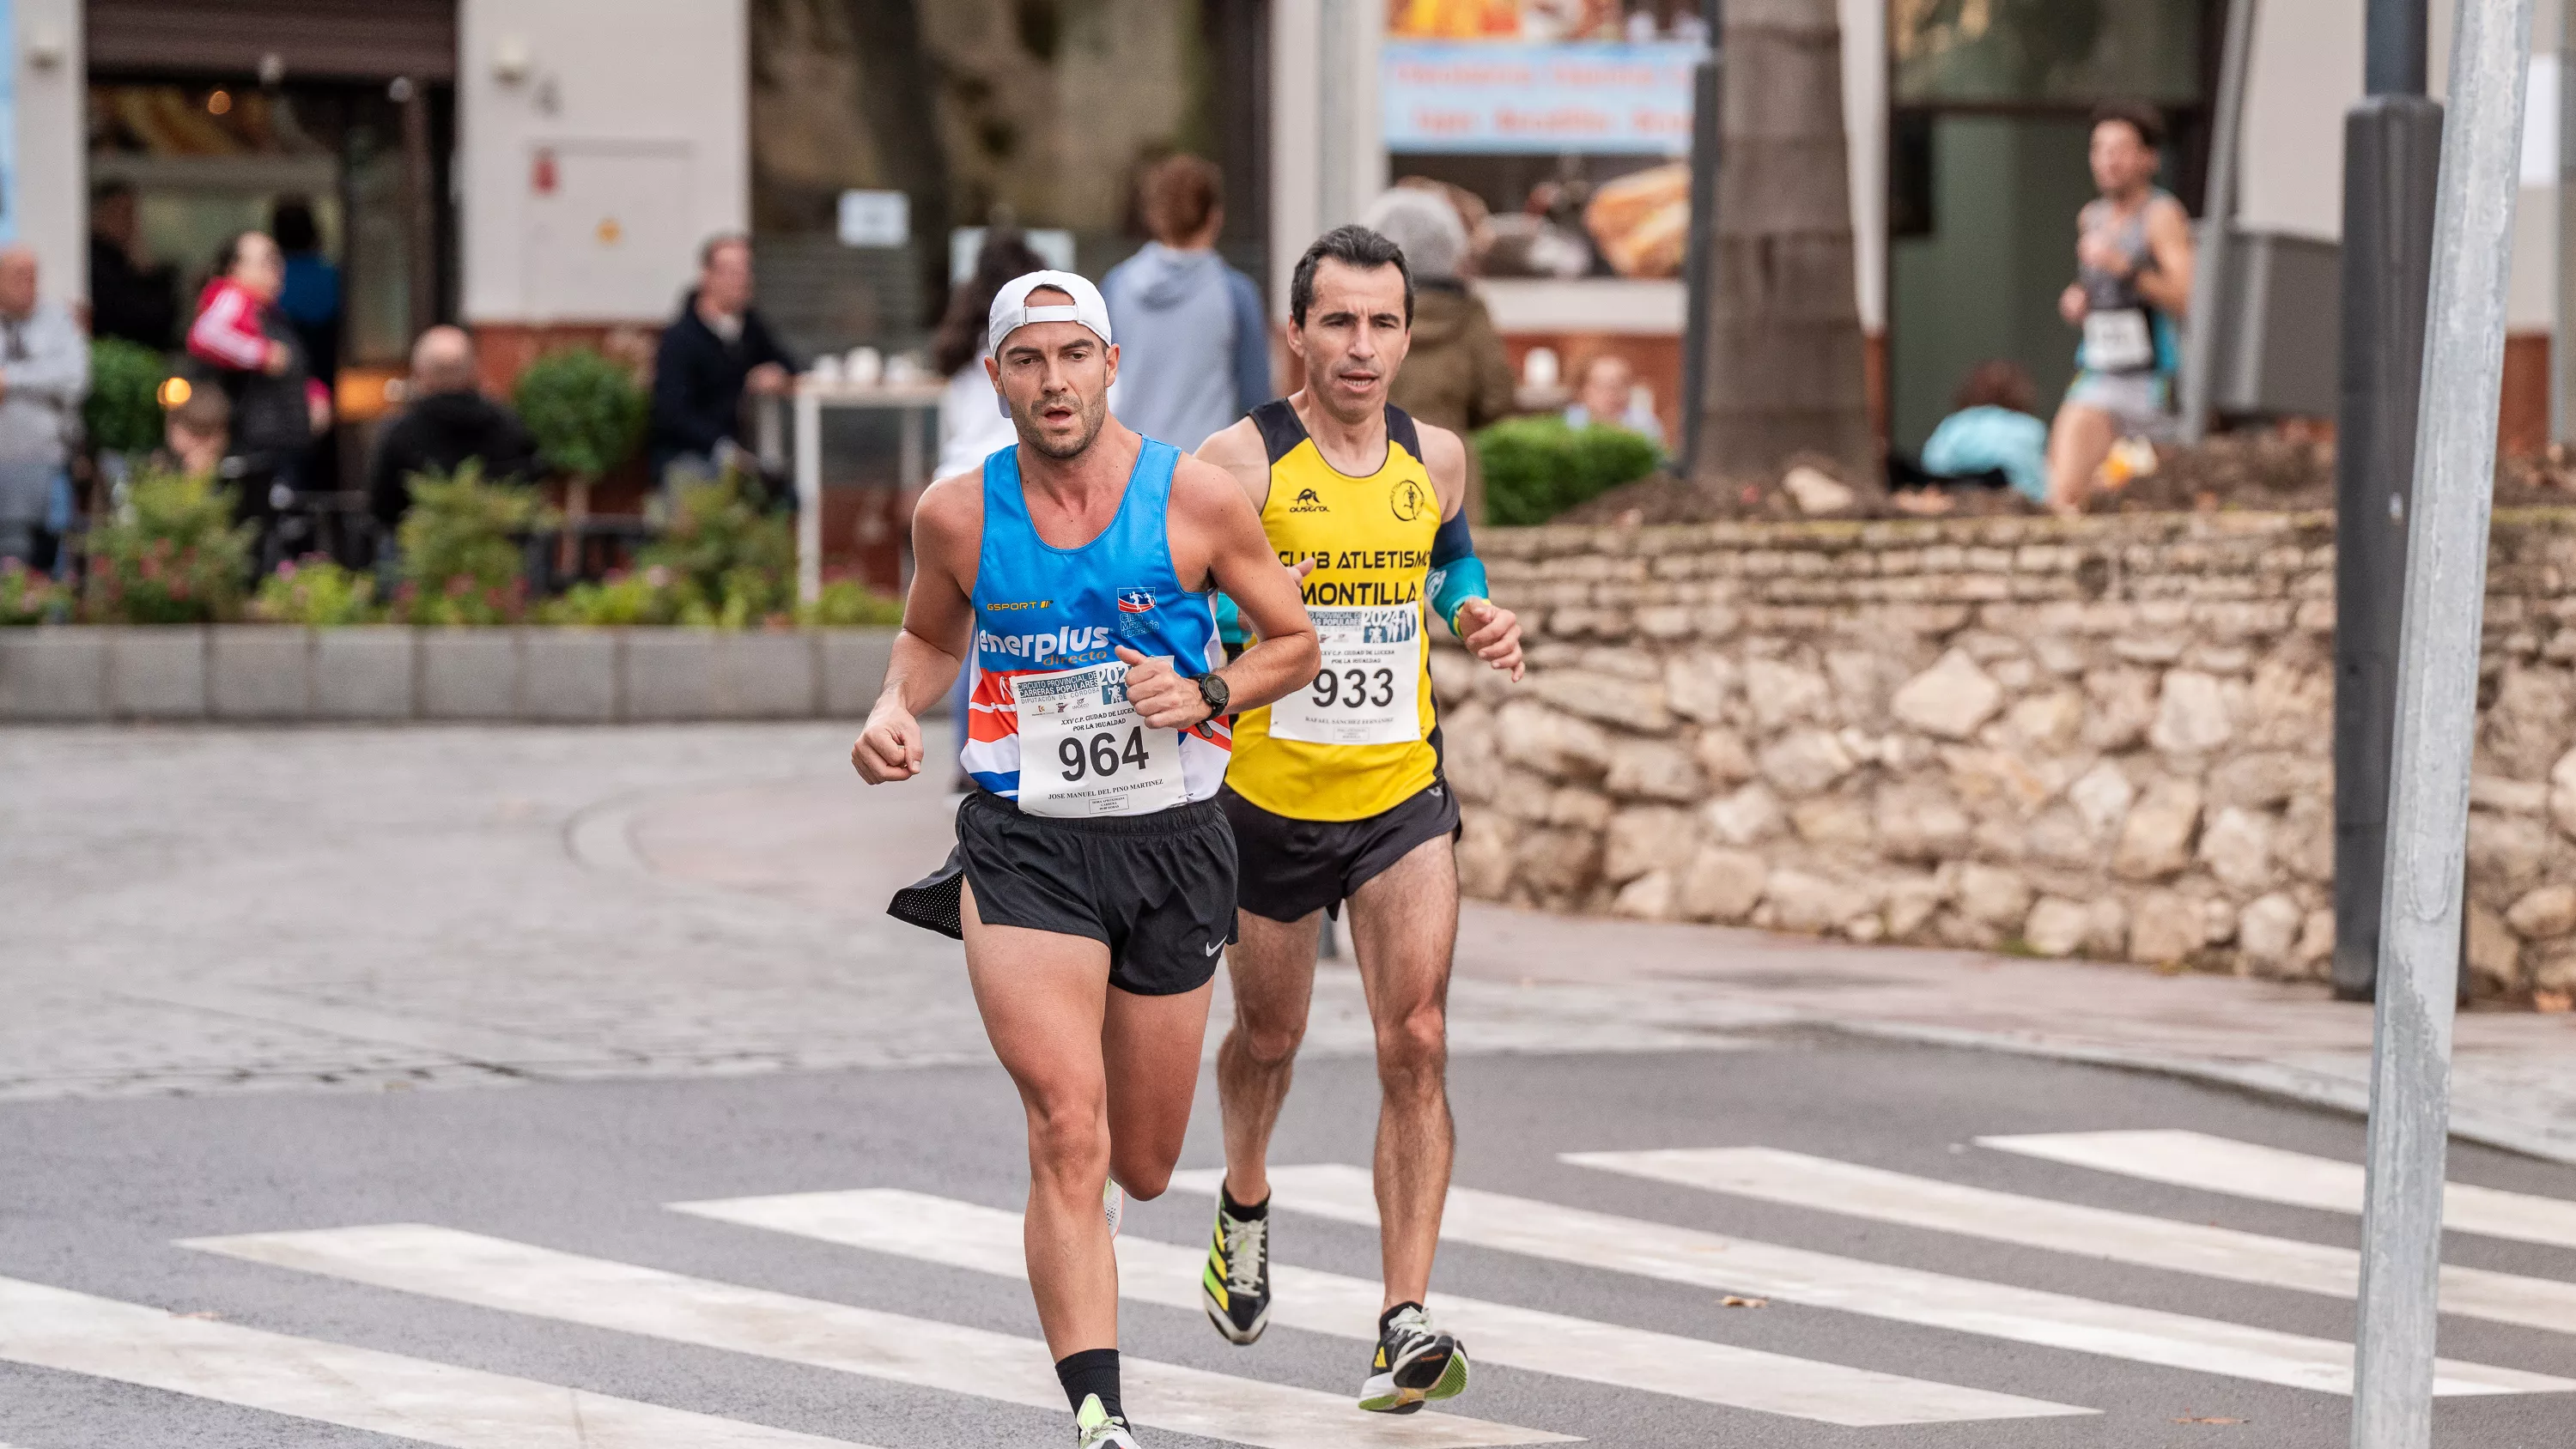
[785,376,946,603]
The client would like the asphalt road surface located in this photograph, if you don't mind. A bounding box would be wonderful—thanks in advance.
[6,1039,2576,1448]
[5,724,2574,1447]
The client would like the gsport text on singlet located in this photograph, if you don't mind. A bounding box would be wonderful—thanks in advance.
[959,438,1230,814]
[1227,399,1441,823]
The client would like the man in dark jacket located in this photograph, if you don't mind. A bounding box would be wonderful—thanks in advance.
[647,234,795,488]
[88,182,179,349]
[368,326,538,531]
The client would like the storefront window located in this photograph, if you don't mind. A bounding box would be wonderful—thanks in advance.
[1383,0,1701,280]
[1892,0,2205,106]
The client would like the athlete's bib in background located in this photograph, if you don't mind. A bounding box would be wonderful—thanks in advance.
[1226,401,1442,823]
[1267,604,1425,746]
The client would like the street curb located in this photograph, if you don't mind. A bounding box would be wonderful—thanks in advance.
[1815,1018,2576,1168]
[0,626,901,724]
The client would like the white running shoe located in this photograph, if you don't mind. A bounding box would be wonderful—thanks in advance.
[1075,1392,1139,1447]
[1103,1179,1125,1240]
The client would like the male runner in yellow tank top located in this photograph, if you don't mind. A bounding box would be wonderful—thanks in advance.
[1192,224,1524,1414]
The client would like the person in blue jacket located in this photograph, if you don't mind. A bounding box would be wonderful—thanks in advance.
[1100,155,1269,453]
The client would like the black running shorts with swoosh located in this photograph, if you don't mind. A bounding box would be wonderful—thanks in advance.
[890,790,1238,997]
[1221,780,1461,925]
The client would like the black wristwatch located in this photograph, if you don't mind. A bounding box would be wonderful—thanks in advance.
[1193,671,1230,718]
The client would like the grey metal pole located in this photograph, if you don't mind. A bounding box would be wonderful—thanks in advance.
[2370,0,2435,90]
[1677,0,1724,478]
[2349,0,2532,1442]
[2555,0,2576,443]
[2182,0,2260,443]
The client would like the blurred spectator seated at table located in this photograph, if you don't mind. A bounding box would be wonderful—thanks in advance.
[368,325,539,536]
[1562,353,1664,452]
[271,198,343,398]
[1891,360,2050,515]
[161,384,232,482]
[649,234,797,495]
[87,181,179,349]
[1101,154,1269,452]
[0,246,90,568]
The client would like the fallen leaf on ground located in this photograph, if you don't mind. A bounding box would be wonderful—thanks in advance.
[1720,1295,1769,1308]
[2536,990,2573,1014]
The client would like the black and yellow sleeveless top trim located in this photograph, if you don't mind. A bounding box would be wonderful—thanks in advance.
[1226,399,1442,822]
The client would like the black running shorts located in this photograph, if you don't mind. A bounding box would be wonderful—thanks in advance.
[889,790,1237,997]
[1221,780,1461,925]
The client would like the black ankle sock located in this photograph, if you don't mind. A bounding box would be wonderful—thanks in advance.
[1220,1184,1270,1221]
[1055,1347,1122,1421]
[1379,1300,1424,1336]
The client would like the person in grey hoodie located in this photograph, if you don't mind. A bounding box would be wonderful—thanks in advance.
[0,247,90,566]
[1101,155,1269,452]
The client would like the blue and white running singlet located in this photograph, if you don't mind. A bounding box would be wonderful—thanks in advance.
[960,438,1230,812]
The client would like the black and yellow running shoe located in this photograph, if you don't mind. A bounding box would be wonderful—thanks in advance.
[1358,1301,1469,1414]
[1200,1191,1272,1345]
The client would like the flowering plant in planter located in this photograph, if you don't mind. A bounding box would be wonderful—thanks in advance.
[392,460,555,626]
[0,559,69,625]
[82,469,255,623]
[250,556,384,626]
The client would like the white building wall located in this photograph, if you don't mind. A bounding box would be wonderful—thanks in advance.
[13,0,84,305]
[2238,0,2364,241]
[459,0,748,324]
[1839,0,1886,333]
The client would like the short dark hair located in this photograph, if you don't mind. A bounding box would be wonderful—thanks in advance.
[1140,155,1223,246]
[271,197,319,253]
[700,233,751,270]
[2088,100,2166,151]
[1289,225,1413,329]
[1953,359,2038,416]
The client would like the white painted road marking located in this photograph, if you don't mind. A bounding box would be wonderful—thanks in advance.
[1566,1147,2576,1337]
[1171,1166,2576,1398]
[1979,1129,2576,1252]
[186,1223,1571,1449]
[0,1275,863,1449]
[676,1186,2088,1428]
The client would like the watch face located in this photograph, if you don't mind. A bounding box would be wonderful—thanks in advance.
[1199,674,1230,712]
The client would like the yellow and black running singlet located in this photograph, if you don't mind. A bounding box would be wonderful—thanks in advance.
[1227,399,1441,822]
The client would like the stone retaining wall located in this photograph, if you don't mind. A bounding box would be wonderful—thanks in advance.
[0,627,901,724]
[1431,511,2576,998]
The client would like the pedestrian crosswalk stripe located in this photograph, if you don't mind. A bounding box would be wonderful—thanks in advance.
[0,1274,866,1449]
[185,1224,1571,1449]
[675,1186,2089,1428]
[1978,1130,2576,1252]
[1170,1167,2576,1398]
[1564,1147,2576,1338]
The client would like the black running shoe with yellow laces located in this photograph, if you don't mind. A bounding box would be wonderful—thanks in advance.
[1359,1301,1469,1413]
[1200,1190,1272,1345]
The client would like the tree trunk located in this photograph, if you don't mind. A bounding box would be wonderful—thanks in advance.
[1690,0,1874,487]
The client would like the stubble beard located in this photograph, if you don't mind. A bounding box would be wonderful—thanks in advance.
[1014,387,1109,461]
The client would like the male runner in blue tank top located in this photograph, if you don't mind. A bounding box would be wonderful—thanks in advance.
[853,271,1318,1449]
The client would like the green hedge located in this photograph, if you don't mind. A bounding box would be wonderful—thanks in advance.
[1476,417,1663,526]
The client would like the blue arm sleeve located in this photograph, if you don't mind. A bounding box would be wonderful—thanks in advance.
[1226,270,1273,417]
[1425,510,1487,635]
[1212,591,1247,647]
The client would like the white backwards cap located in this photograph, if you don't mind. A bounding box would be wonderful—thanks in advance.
[987,270,1114,355]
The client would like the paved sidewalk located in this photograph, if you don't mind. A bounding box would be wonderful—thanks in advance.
[7,723,2572,1165]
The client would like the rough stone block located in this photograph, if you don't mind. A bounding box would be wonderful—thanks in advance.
[0,628,111,719]
[313,628,415,720]
[419,630,520,718]
[209,626,311,719]
[521,630,620,721]
[107,627,207,718]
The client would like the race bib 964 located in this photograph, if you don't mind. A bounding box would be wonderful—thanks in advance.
[1012,661,1187,817]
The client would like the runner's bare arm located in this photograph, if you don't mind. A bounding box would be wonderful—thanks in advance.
[2136,197,2196,319]
[852,471,981,783]
[1194,417,1273,515]
[1120,455,1319,730]
[1419,421,1524,682]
